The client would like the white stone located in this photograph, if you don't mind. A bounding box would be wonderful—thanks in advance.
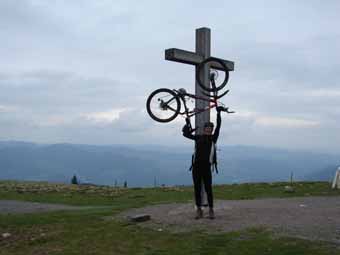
[284,185,295,193]
[2,233,11,238]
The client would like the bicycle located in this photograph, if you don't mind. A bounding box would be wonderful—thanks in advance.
[146,57,234,125]
[146,85,234,122]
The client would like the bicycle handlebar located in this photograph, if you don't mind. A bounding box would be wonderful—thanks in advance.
[219,107,235,114]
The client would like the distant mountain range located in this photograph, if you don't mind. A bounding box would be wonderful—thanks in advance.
[0,141,339,187]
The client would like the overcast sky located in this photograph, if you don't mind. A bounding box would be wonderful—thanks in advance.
[0,0,339,153]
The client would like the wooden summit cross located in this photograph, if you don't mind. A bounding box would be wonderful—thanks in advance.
[165,27,234,134]
[165,27,234,206]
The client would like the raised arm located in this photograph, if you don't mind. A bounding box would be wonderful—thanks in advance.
[182,125,196,140]
[213,111,221,143]
[182,118,196,140]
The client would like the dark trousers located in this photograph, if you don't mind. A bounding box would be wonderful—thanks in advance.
[192,161,213,208]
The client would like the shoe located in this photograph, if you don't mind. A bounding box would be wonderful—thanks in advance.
[195,208,203,219]
[209,208,215,219]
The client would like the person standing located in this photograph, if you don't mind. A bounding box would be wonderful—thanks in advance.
[182,106,222,219]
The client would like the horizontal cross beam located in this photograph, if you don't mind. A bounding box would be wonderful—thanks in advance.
[165,48,234,71]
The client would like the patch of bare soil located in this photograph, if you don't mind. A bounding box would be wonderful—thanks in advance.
[118,196,340,244]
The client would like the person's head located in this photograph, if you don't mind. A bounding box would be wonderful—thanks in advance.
[203,122,214,135]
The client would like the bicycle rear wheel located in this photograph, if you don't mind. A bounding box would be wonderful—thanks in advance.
[196,57,229,92]
[146,88,181,123]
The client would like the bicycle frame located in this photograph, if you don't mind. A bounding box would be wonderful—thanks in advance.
[174,89,220,119]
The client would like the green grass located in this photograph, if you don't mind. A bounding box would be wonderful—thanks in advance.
[1,181,340,255]
[1,181,339,207]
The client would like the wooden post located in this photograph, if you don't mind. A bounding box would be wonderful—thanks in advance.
[332,167,340,189]
[195,27,211,135]
[195,28,210,206]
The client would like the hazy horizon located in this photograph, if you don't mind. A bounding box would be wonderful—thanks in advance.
[1,139,339,157]
[1,140,338,187]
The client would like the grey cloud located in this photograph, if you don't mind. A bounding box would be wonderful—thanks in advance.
[0,70,135,107]
[0,1,47,30]
[232,38,340,90]
[0,0,339,153]
[0,70,148,136]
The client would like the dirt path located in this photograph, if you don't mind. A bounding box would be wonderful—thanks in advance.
[118,196,340,243]
[0,200,90,214]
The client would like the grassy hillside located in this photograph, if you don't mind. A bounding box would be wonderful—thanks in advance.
[1,181,340,255]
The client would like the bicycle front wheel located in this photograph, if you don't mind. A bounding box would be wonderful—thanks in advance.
[146,88,181,123]
[196,57,229,92]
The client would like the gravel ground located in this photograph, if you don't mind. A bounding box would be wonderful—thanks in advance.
[118,196,340,244]
[0,200,89,214]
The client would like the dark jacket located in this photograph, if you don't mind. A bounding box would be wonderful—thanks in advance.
[183,112,221,163]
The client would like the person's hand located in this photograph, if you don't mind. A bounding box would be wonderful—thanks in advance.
[216,106,224,113]
[182,124,191,134]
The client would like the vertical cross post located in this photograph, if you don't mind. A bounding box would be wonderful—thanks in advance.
[195,27,211,135]
[195,28,211,206]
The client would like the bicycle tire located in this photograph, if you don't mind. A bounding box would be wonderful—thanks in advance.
[146,88,181,123]
[196,57,229,92]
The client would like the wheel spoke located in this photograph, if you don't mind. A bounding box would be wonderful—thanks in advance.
[147,90,180,122]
